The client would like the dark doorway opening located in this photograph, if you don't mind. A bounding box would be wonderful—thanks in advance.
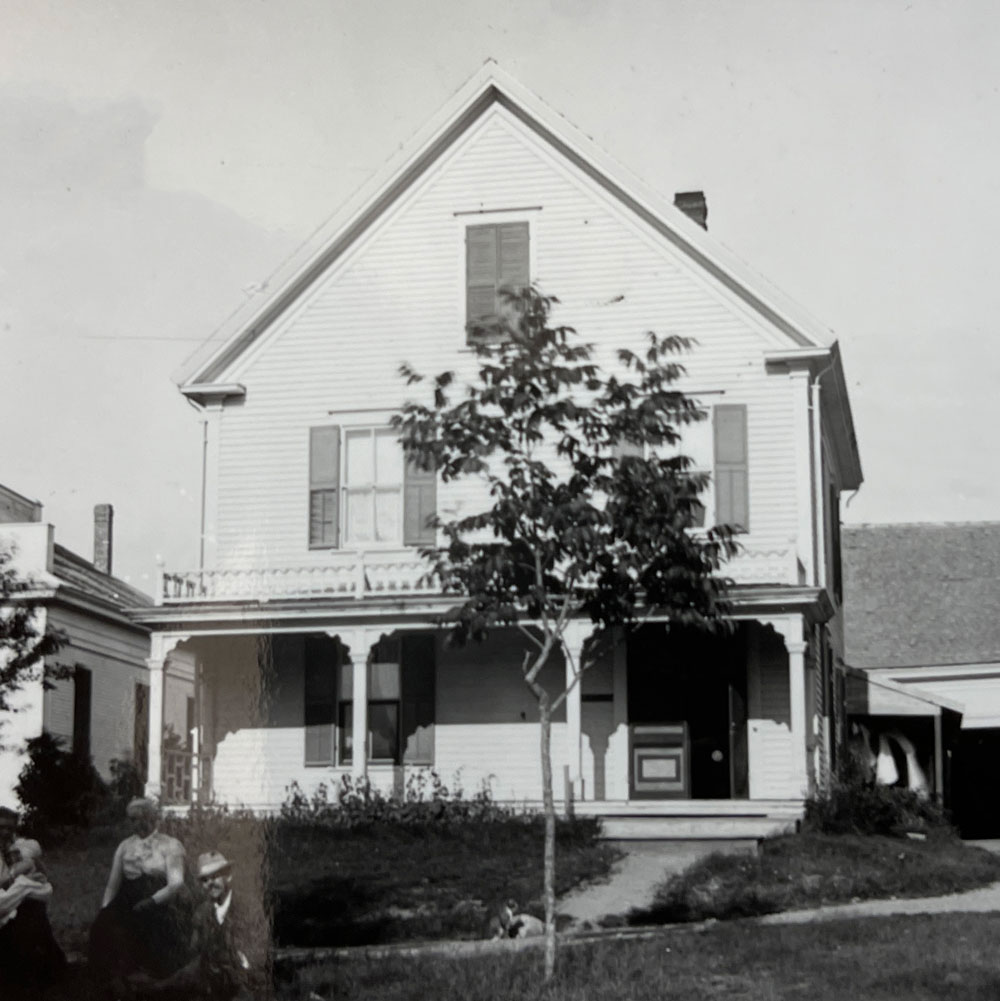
[627,624,748,799]
[951,728,1000,838]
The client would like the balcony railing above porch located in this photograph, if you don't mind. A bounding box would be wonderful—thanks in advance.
[158,541,803,605]
[159,549,438,604]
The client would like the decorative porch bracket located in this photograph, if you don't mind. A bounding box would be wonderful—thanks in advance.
[757,615,810,798]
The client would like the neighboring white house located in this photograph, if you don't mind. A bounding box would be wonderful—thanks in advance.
[133,65,863,837]
[0,485,155,805]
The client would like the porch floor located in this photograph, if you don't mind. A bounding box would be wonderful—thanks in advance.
[570,799,804,840]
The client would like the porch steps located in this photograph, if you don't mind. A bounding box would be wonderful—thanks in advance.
[572,800,803,841]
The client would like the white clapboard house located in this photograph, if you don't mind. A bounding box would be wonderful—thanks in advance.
[134,65,862,837]
[0,487,154,805]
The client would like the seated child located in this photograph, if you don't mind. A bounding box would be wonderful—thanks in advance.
[0,839,51,928]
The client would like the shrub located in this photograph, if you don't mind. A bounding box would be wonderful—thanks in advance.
[280,770,516,828]
[15,732,108,833]
[106,755,146,811]
[803,754,951,837]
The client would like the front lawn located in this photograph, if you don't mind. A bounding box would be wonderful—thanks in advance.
[627,831,1000,925]
[279,912,1000,1000]
[42,813,617,953]
[270,816,615,945]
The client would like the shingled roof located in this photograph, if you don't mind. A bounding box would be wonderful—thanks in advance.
[843,523,1000,669]
[52,544,151,610]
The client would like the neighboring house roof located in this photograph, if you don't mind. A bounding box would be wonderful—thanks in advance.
[51,544,151,611]
[171,63,861,487]
[843,523,1000,670]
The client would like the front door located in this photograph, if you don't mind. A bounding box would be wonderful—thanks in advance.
[627,625,749,799]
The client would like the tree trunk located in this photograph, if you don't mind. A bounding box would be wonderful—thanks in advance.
[539,697,556,980]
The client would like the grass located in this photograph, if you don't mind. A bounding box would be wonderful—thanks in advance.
[270,816,615,945]
[42,814,617,953]
[626,831,1000,925]
[276,912,1000,1000]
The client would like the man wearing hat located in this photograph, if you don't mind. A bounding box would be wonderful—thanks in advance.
[144,849,255,1000]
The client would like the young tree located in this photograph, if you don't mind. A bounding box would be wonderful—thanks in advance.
[393,288,739,978]
[0,546,64,730]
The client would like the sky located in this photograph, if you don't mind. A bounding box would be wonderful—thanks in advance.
[1,0,998,589]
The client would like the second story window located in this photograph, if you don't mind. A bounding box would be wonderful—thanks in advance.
[309,425,436,549]
[466,221,529,341]
[613,404,749,532]
[344,427,403,544]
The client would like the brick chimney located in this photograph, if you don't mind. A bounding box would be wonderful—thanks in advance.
[674,190,708,230]
[94,504,113,575]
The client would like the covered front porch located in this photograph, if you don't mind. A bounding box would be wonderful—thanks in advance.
[138,587,828,836]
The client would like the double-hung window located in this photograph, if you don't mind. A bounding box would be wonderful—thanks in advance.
[344,427,403,544]
[309,425,436,548]
[616,404,749,531]
[304,634,435,767]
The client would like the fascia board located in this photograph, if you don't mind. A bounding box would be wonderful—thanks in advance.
[176,64,839,389]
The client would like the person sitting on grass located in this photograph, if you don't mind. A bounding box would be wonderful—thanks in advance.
[0,806,68,997]
[88,797,190,992]
[138,850,257,1000]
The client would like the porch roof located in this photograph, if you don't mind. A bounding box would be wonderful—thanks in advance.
[129,583,832,634]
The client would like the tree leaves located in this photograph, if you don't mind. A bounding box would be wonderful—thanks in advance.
[394,285,738,649]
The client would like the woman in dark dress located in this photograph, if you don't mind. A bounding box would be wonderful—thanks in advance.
[88,798,190,986]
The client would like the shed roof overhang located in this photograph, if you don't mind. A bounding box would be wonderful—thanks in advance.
[845,666,964,719]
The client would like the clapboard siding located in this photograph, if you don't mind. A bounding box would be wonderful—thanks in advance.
[748,627,798,799]
[208,107,803,575]
[43,605,149,777]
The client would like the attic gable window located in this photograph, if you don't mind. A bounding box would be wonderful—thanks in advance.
[465,221,529,342]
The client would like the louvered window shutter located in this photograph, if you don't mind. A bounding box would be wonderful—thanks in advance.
[309,426,340,547]
[466,222,530,340]
[714,405,749,531]
[466,225,498,326]
[402,634,436,764]
[403,458,436,546]
[497,222,529,303]
[304,638,337,765]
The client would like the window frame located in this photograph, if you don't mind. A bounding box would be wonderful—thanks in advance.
[308,415,414,552]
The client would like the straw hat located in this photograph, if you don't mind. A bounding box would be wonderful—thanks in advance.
[197,851,232,879]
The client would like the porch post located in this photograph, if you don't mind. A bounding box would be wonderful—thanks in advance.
[561,620,590,802]
[933,713,944,803]
[786,638,810,797]
[145,656,165,801]
[335,628,376,780]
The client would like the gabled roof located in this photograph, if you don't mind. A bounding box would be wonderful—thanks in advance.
[175,61,846,392]
[843,523,1000,669]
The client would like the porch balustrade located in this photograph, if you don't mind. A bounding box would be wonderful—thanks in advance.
[159,550,439,604]
[158,541,800,604]
[161,748,213,805]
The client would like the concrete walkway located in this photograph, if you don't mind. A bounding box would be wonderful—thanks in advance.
[557,839,756,928]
